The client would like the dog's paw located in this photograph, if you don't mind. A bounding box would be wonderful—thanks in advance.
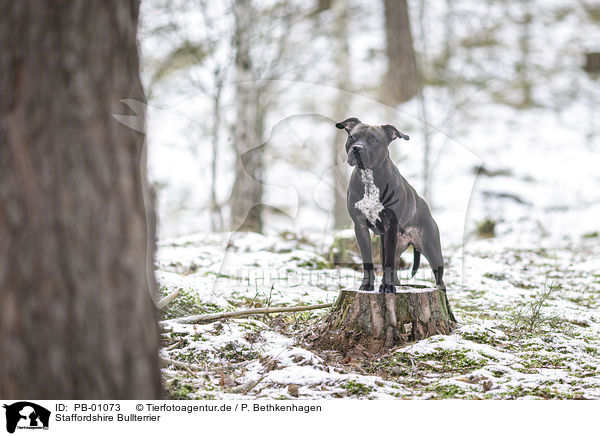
[379,283,396,294]
[359,283,375,291]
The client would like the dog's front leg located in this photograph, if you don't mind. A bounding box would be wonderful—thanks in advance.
[380,210,399,293]
[354,222,375,291]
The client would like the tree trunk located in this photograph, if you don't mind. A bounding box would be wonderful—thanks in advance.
[517,0,533,107]
[331,0,352,229]
[382,0,420,104]
[230,0,264,233]
[210,68,224,232]
[0,0,162,399]
[313,288,454,354]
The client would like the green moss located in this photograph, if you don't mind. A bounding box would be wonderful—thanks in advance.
[326,234,359,267]
[490,369,506,378]
[368,352,413,376]
[218,342,260,363]
[521,353,572,369]
[566,295,597,309]
[370,349,484,377]
[160,286,221,320]
[425,384,466,399]
[341,380,374,397]
[170,348,211,365]
[460,330,500,346]
[476,219,496,238]
[418,349,485,371]
[505,385,578,400]
[477,351,499,362]
[165,379,195,399]
[483,272,507,281]
[296,257,331,270]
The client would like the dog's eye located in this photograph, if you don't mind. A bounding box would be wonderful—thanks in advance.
[349,135,355,142]
[369,138,378,144]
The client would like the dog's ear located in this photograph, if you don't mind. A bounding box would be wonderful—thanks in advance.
[335,117,361,133]
[382,124,409,142]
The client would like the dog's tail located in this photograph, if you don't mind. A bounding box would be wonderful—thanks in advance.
[411,247,420,278]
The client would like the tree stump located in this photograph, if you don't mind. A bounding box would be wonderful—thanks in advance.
[313,287,454,354]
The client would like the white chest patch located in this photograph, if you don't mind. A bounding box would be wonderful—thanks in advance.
[355,169,384,226]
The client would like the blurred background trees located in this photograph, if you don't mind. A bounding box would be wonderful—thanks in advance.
[330,0,353,229]
[140,0,600,238]
[382,0,419,105]
[230,0,263,232]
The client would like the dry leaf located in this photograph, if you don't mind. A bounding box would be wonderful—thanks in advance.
[482,380,492,392]
[288,384,299,397]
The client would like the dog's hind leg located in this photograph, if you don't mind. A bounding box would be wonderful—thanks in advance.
[419,220,456,321]
[417,218,444,285]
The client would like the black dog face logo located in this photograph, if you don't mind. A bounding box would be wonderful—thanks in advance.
[3,402,50,434]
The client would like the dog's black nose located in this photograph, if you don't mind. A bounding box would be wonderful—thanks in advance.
[351,145,364,153]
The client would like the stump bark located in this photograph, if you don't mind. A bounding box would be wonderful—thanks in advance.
[313,287,454,354]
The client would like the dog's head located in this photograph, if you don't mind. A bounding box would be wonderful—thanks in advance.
[335,117,409,169]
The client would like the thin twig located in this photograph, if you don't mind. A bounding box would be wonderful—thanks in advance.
[234,348,288,395]
[159,356,206,373]
[237,373,269,395]
[160,355,253,374]
[157,288,182,309]
[162,303,333,324]
[165,340,182,351]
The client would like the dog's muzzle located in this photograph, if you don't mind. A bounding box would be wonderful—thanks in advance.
[348,145,367,168]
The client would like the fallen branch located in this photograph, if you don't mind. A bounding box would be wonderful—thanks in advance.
[157,288,182,309]
[235,373,269,395]
[160,355,253,374]
[162,302,333,324]
[232,349,285,394]
[159,355,206,372]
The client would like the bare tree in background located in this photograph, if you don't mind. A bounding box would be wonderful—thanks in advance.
[228,0,299,232]
[0,0,162,399]
[144,0,304,234]
[517,0,533,107]
[331,0,352,229]
[382,0,420,104]
[416,0,432,200]
[230,0,264,232]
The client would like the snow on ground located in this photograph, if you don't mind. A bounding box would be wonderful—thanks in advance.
[142,0,600,400]
[157,225,600,400]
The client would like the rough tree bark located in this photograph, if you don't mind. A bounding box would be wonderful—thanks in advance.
[0,0,162,399]
[313,288,454,354]
[230,0,264,232]
[382,0,420,104]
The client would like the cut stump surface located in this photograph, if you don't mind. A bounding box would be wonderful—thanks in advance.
[313,287,454,354]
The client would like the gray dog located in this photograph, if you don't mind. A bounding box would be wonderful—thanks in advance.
[336,117,448,297]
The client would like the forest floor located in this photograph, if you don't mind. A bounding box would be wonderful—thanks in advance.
[157,228,600,400]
